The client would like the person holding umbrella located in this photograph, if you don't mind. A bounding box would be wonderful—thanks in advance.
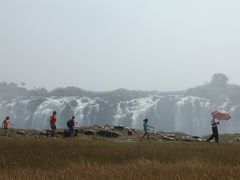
[207,118,220,143]
[207,110,231,143]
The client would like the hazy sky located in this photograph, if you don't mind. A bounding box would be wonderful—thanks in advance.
[0,0,240,91]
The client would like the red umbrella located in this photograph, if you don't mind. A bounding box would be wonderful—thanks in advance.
[211,110,231,120]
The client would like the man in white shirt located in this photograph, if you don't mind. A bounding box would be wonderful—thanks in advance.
[207,118,220,143]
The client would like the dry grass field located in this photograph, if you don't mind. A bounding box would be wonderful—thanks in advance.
[0,135,239,180]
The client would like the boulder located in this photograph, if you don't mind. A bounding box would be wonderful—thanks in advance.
[39,131,50,136]
[182,136,204,142]
[97,130,120,138]
[192,136,200,139]
[56,130,65,135]
[182,136,193,142]
[83,130,95,136]
[63,129,79,137]
[234,137,240,142]
[163,136,176,141]
[93,125,102,129]
[128,130,133,136]
[103,125,111,130]
[77,129,84,134]
[114,125,125,131]
[40,130,56,137]
[196,138,205,142]
[192,136,205,142]
[165,134,176,138]
[17,131,27,135]
[46,130,53,134]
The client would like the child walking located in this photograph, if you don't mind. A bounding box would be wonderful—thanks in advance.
[140,119,154,142]
[2,116,14,136]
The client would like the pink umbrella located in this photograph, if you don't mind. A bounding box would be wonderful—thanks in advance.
[211,110,231,120]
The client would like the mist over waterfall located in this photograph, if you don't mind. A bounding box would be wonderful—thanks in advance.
[0,95,239,136]
[0,74,240,136]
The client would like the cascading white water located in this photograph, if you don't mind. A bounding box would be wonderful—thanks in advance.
[0,97,100,130]
[174,96,212,135]
[113,97,159,129]
[0,95,239,136]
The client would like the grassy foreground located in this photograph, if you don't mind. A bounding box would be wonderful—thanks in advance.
[0,136,239,180]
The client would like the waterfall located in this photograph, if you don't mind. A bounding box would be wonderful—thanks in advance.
[0,95,239,136]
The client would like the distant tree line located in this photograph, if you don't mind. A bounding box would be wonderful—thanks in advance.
[1,73,240,104]
[185,73,240,103]
[0,82,48,98]
[0,82,161,102]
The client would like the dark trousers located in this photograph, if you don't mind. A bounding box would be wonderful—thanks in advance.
[207,127,219,143]
[50,124,56,131]
[140,130,150,141]
[50,124,56,137]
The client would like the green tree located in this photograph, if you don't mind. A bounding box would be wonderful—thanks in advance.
[210,73,229,87]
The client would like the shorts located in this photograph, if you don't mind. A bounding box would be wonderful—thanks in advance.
[50,124,56,131]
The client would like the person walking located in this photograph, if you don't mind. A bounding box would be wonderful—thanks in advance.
[49,111,57,136]
[207,118,220,143]
[67,116,76,137]
[2,116,14,136]
[140,119,154,142]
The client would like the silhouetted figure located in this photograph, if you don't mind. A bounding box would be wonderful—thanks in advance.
[207,118,220,143]
[140,119,154,142]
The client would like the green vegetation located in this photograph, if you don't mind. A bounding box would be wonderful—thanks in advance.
[1,73,240,105]
[0,135,239,180]
[185,73,240,103]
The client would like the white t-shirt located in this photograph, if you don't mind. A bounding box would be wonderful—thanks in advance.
[211,119,219,127]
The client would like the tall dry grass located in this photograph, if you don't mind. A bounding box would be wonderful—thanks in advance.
[0,137,239,180]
